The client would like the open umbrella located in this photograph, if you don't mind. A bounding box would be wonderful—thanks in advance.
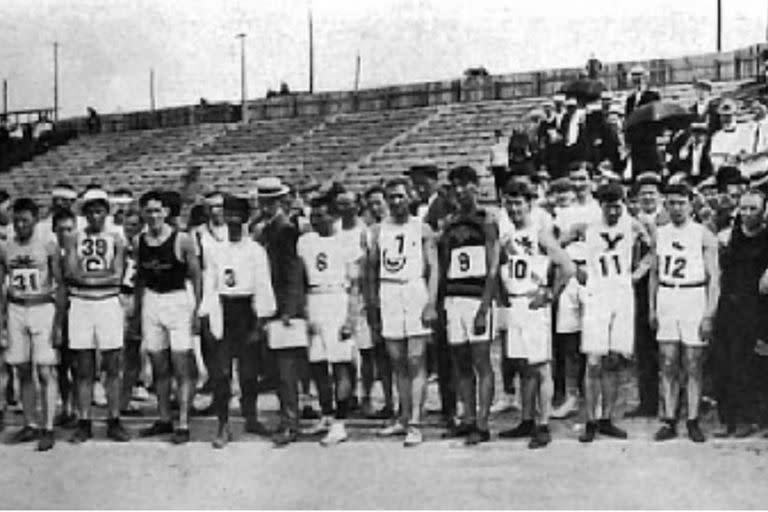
[624,100,695,134]
[560,78,606,102]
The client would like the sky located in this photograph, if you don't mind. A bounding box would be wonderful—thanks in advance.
[1,0,768,118]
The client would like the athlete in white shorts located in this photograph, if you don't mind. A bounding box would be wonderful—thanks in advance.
[565,182,653,443]
[64,187,131,444]
[298,195,359,446]
[650,183,719,443]
[135,190,202,444]
[1,198,65,451]
[497,181,575,449]
[367,178,438,447]
[438,166,500,445]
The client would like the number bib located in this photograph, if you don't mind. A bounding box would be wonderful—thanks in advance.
[586,221,633,290]
[379,218,423,282]
[506,255,549,295]
[448,246,486,279]
[298,232,349,288]
[78,234,115,273]
[11,268,41,294]
[656,222,706,286]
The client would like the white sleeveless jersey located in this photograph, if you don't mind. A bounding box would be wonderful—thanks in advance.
[298,231,350,289]
[72,229,122,298]
[584,215,634,291]
[4,229,56,301]
[502,222,549,296]
[379,217,424,283]
[656,221,706,286]
[338,223,366,263]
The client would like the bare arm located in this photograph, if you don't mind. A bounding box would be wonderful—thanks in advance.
[631,218,655,282]
[364,224,381,313]
[178,233,202,310]
[48,241,66,333]
[479,216,500,314]
[560,222,587,247]
[252,243,277,319]
[422,223,439,308]
[539,227,576,300]
[648,238,659,327]
[702,228,720,319]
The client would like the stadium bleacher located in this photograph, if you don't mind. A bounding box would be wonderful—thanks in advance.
[0,78,751,205]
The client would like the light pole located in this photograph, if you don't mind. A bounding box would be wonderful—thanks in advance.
[236,33,248,123]
[53,41,59,121]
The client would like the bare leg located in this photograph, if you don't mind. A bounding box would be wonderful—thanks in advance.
[407,335,428,425]
[684,346,704,421]
[102,350,122,419]
[17,363,37,427]
[471,342,494,431]
[149,350,172,423]
[584,355,602,422]
[521,363,538,422]
[659,342,680,420]
[171,351,195,429]
[386,340,410,426]
[600,355,621,419]
[37,365,58,431]
[536,362,554,425]
[74,350,95,420]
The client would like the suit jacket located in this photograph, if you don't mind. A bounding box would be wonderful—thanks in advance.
[258,210,306,319]
[666,129,713,179]
[689,101,721,134]
[625,89,661,116]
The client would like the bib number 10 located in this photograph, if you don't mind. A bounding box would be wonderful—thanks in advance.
[599,254,622,277]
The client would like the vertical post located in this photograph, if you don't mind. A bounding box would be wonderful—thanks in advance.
[150,68,156,112]
[309,9,314,94]
[53,41,59,121]
[237,33,248,123]
[717,0,722,52]
[2,79,7,120]
[354,53,361,92]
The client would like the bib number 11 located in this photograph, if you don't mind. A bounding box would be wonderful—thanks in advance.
[599,254,622,277]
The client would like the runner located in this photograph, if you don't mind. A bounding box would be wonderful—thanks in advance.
[298,194,359,445]
[567,182,653,443]
[1,198,65,451]
[498,181,575,449]
[135,190,201,444]
[438,166,499,445]
[65,187,131,444]
[199,194,275,448]
[650,182,719,443]
[367,177,439,447]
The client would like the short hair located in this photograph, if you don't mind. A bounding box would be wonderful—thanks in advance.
[595,182,625,203]
[636,172,662,189]
[187,204,208,229]
[0,189,10,204]
[363,185,385,201]
[406,164,439,180]
[139,189,165,208]
[222,194,250,219]
[663,182,694,199]
[448,165,479,185]
[384,177,411,192]
[309,193,333,210]
[502,180,535,200]
[549,178,574,194]
[12,197,38,217]
[52,208,76,229]
[161,191,182,218]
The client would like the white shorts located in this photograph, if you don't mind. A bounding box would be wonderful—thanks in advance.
[380,280,431,340]
[6,302,57,366]
[656,285,707,347]
[581,287,634,356]
[69,296,125,351]
[307,291,355,363]
[142,289,193,353]
[267,318,309,350]
[556,277,584,334]
[445,296,492,345]
[505,297,552,364]
[494,305,511,333]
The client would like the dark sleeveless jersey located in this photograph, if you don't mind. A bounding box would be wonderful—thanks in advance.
[137,230,187,293]
[440,209,488,298]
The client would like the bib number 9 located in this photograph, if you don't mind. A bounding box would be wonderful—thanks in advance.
[448,246,486,279]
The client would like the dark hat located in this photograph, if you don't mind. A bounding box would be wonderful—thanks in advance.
[693,78,713,92]
[716,165,747,191]
[690,122,708,133]
[717,98,737,115]
[406,164,440,180]
[663,181,693,198]
[549,177,574,194]
[636,171,663,188]
[595,181,625,203]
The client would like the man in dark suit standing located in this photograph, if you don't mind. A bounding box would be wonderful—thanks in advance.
[625,65,662,174]
[667,122,714,183]
[689,79,721,134]
[255,177,309,447]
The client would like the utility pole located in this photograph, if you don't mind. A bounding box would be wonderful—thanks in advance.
[150,68,156,112]
[53,41,59,121]
[2,79,7,121]
[354,53,361,92]
[309,9,314,93]
[237,33,248,123]
[717,0,722,52]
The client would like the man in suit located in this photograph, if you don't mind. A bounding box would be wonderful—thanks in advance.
[667,122,713,183]
[255,177,309,447]
[560,98,586,168]
[689,79,720,134]
[625,65,662,175]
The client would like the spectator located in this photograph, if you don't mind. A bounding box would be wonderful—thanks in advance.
[689,79,720,134]
[714,190,768,438]
[489,129,510,201]
[507,128,536,178]
[709,98,755,173]
[87,107,101,134]
[538,99,566,178]
[560,98,585,166]
[667,122,713,182]
[625,65,662,174]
